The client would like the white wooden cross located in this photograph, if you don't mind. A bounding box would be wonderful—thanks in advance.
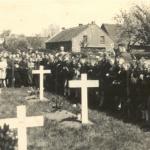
[32,65,51,100]
[69,73,99,124]
[0,105,44,150]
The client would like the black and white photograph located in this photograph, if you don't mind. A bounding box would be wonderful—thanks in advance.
[0,0,150,149]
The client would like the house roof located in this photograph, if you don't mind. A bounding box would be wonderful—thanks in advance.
[101,23,122,44]
[46,24,89,43]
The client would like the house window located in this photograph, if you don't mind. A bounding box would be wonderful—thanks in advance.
[100,36,105,44]
[83,35,88,43]
[81,35,88,47]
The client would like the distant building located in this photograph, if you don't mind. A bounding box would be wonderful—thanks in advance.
[45,22,114,52]
[101,23,122,48]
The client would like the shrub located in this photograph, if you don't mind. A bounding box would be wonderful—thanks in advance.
[0,124,17,150]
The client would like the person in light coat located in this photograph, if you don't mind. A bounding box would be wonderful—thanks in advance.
[0,57,8,87]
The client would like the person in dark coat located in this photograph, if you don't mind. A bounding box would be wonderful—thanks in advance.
[6,56,13,87]
[19,58,28,87]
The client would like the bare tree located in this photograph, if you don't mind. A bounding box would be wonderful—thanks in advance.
[1,30,11,38]
[27,34,46,49]
[6,34,29,51]
[115,5,150,49]
[0,30,11,49]
[41,24,60,38]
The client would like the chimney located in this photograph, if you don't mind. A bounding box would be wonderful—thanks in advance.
[62,27,65,31]
[79,24,83,27]
[91,21,95,24]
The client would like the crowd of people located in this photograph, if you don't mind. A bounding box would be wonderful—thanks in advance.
[0,45,150,121]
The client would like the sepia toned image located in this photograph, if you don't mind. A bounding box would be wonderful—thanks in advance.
[0,0,150,149]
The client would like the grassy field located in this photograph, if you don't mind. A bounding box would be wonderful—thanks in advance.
[1,87,150,150]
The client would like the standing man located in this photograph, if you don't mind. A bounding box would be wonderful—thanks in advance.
[116,43,133,116]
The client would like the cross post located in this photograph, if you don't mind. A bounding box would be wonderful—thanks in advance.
[32,65,51,100]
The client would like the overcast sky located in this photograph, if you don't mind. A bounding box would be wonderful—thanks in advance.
[0,0,149,35]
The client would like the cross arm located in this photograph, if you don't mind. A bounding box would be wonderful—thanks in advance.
[25,116,44,127]
[86,80,99,88]
[69,80,81,88]
[32,70,40,74]
[43,70,51,74]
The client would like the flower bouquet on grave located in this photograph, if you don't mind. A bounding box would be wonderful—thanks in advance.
[26,87,39,100]
[52,95,63,111]
[27,87,39,96]
[72,104,81,120]
[0,124,17,150]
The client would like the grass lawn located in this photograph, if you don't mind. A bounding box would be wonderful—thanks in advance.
[0,87,150,150]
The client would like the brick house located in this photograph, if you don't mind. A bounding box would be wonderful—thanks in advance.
[45,22,114,52]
